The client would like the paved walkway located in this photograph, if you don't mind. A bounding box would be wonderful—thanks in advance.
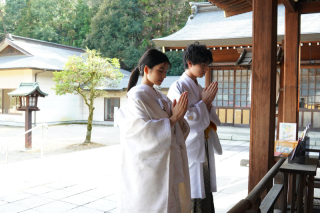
[1,122,320,212]
[0,140,252,213]
[0,145,120,213]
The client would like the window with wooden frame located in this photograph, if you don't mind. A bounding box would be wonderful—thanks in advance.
[299,68,320,109]
[299,67,320,128]
[0,89,22,115]
[104,97,120,121]
[212,68,251,126]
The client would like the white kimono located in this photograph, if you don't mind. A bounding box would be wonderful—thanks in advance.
[167,73,222,199]
[117,84,191,213]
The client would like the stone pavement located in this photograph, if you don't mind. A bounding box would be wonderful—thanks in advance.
[0,145,120,213]
[0,140,251,213]
[1,138,320,212]
[1,121,320,212]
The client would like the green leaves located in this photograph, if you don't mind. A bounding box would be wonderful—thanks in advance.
[52,48,123,99]
[4,0,93,47]
[83,0,143,70]
[165,51,184,76]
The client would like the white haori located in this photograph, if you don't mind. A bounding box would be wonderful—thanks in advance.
[117,84,191,213]
[167,72,222,199]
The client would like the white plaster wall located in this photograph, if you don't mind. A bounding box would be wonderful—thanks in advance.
[0,69,168,123]
[35,71,84,123]
[0,69,33,122]
[82,91,128,121]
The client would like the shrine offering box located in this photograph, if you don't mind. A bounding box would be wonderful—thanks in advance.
[274,140,298,157]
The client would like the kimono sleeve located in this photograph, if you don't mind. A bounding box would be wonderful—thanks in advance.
[209,104,221,126]
[120,97,172,154]
[179,118,190,141]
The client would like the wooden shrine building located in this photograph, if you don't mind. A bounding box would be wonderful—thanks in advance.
[154,2,320,130]
[154,0,320,200]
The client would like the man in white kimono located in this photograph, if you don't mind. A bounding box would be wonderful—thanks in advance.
[168,42,222,213]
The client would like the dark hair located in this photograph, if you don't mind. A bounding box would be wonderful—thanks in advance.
[127,49,171,92]
[183,42,213,70]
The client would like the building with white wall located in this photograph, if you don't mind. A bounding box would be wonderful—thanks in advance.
[0,35,204,123]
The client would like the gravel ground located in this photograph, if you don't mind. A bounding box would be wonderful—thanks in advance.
[0,124,120,164]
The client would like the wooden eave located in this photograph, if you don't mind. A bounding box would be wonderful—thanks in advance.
[235,47,283,68]
[301,1,320,14]
[208,0,252,17]
[208,0,320,17]
[163,39,320,51]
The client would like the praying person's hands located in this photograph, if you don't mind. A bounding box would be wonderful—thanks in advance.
[202,81,218,105]
[170,92,188,126]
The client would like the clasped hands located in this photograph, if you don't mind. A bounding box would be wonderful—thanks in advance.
[169,81,218,127]
[170,92,188,126]
[202,81,218,111]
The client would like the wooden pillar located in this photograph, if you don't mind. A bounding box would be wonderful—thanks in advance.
[205,68,212,87]
[249,0,278,193]
[25,109,32,150]
[277,41,285,140]
[283,8,301,138]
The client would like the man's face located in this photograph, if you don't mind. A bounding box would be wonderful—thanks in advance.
[188,62,209,78]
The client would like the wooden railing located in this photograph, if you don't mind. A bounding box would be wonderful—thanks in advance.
[228,157,286,213]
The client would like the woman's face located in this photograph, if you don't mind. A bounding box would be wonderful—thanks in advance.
[143,62,169,87]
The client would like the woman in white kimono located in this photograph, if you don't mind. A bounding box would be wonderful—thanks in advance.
[167,43,222,213]
[117,49,192,213]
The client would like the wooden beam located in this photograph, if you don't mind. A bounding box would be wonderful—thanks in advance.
[249,0,278,195]
[225,2,251,12]
[219,0,247,10]
[283,7,300,139]
[282,0,296,13]
[300,1,320,14]
[225,5,252,17]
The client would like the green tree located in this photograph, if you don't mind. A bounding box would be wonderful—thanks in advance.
[0,0,27,35]
[70,0,93,47]
[139,0,191,40]
[165,51,184,76]
[83,0,144,70]
[14,0,94,47]
[52,49,123,143]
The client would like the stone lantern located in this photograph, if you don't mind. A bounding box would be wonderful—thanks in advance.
[8,83,48,150]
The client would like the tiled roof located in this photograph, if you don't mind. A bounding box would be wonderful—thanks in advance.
[0,35,84,71]
[8,82,48,97]
[153,3,320,48]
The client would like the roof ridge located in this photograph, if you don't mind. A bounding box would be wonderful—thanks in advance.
[5,38,33,56]
[188,2,221,22]
[10,34,85,52]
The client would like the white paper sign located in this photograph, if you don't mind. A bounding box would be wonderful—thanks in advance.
[279,122,297,141]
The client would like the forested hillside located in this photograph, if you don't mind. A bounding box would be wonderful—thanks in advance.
[0,0,204,75]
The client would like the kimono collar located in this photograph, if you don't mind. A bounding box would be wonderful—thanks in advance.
[181,72,201,97]
[134,84,171,115]
[136,84,162,101]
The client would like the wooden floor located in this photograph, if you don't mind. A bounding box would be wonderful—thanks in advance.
[274,205,320,212]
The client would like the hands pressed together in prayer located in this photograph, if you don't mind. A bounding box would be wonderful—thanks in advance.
[170,92,188,127]
[202,82,218,112]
